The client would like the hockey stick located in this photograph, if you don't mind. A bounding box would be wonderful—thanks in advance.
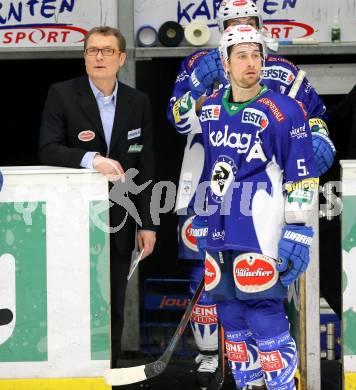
[288,69,306,99]
[104,276,205,386]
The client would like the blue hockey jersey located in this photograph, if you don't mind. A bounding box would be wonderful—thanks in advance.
[199,85,316,258]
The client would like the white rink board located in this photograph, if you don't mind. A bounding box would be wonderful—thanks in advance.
[0,167,110,378]
[134,0,356,44]
[341,161,356,372]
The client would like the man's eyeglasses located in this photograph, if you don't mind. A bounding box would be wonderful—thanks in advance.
[85,47,120,56]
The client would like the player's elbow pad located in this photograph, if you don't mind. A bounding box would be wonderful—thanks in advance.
[284,178,319,224]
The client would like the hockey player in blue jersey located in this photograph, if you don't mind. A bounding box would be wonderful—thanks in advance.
[167,1,334,387]
[195,24,318,390]
[167,0,333,387]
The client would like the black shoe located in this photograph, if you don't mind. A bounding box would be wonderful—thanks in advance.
[195,352,219,388]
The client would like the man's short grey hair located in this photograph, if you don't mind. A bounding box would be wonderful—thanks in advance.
[84,26,126,52]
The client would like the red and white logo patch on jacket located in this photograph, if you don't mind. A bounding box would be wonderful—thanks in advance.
[78,130,95,142]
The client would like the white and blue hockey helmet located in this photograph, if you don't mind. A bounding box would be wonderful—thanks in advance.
[217,0,263,33]
[219,24,266,64]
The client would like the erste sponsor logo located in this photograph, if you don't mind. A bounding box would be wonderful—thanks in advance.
[242,108,269,129]
[200,105,221,122]
[263,66,295,85]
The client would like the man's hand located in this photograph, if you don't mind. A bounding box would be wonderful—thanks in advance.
[137,230,156,260]
[93,155,124,181]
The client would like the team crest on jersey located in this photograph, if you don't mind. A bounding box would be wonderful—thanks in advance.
[233,253,279,293]
[191,304,218,324]
[259,350,284,372]
[210,155,237,203]
[263,66,295,85]
[225,340,249,362]
[242,108,269,130]
[205,253,221,291]
[181,216,199,252]
[200,105,221,122]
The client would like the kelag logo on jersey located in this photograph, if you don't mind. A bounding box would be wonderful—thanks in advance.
[181,216,199,252]
[200,105,221,122]
[209,127,267,165]
[263,66,295,85]
[242,108,269,130]
[210,156,237,203]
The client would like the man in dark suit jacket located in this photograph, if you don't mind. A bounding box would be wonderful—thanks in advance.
[39,26,156,367]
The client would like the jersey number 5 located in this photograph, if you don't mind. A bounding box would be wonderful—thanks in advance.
[297,159,309,177]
